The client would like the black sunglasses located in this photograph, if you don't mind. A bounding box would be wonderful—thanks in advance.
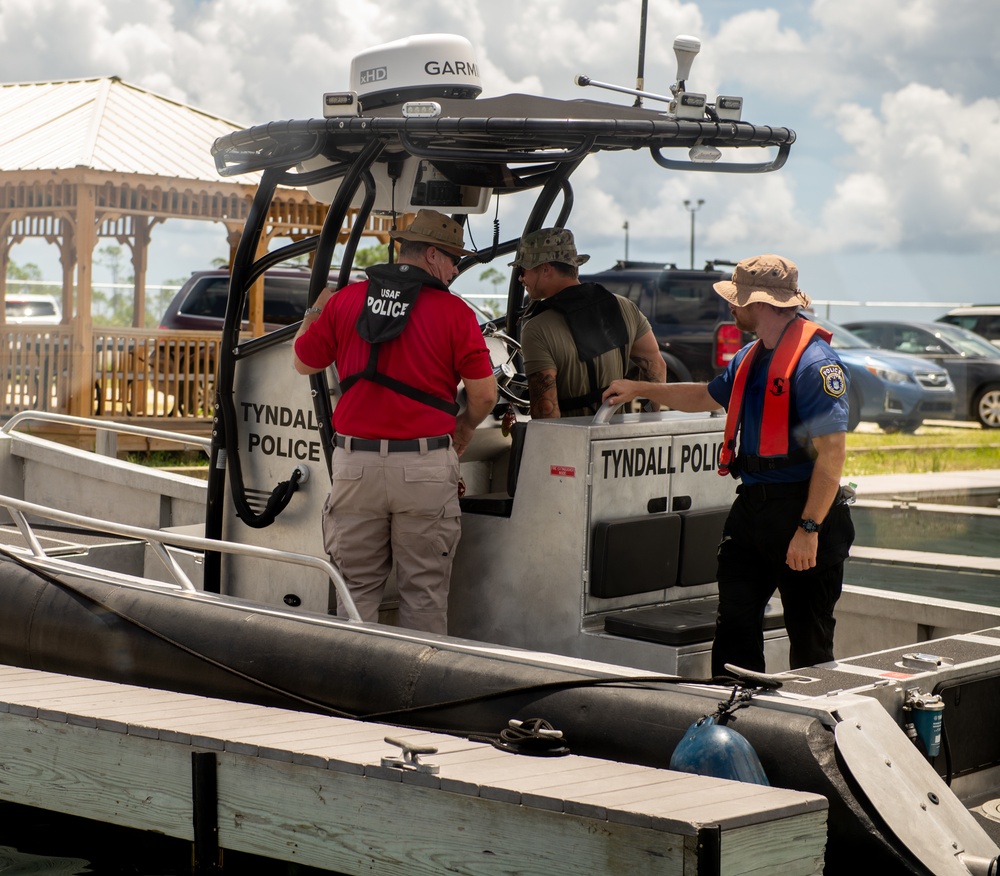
[435,247,462,267]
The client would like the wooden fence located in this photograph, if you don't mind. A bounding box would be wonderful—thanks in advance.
[2,327,220,420]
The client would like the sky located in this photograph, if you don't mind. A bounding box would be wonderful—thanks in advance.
[2,0,998,324]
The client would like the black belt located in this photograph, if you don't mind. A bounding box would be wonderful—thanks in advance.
[334,434,451,453]
[736,481,810,500]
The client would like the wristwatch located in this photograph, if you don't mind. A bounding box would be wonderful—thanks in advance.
[304,306,323,317]
[798,518,822,534]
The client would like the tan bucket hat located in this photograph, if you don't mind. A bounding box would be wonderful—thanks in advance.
[508,227,590,270]
[713,254,811,309]
[389,209,477,257]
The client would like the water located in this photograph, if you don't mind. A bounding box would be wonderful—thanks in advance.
[0,802,334,875]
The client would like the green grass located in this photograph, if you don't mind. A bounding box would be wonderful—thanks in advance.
[845,423,1000,476]
[124,423,998,478]
[126,449,208,468]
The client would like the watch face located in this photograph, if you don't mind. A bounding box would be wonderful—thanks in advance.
[800,518,820,533]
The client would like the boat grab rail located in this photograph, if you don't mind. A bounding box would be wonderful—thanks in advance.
[0,493,362,622]
[592,399,619,424]
[2,410,213,453]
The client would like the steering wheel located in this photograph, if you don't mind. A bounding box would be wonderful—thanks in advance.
[482,321,530,413]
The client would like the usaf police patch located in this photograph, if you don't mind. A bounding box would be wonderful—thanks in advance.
[820,363,847,398]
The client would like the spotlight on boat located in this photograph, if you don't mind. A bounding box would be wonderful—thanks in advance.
[689,143,722,163]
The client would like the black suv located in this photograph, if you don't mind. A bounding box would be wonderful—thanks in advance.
[154,268,363,415]
[158,267,368,331]
[579,261,744,381]
[160,269,322,331]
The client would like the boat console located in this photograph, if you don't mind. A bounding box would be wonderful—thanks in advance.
[450,408,787,675]
[210,332,786,676]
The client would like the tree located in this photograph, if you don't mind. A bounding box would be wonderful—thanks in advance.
[352,243,389,268]
[6,259,43,287]
[94,244,135,326]
[478,266,507,317]
[147,277,186,328]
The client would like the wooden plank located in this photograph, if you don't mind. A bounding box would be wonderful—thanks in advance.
[720,813,827,876]
[649,783,829,829]
[0,714,195,840]
[439,754,656,814]
[0,707,825,876]
[0,677,122,704]
[0,667,828,875]
[132,704,293,734]
[215,752,699,876]
[309,728,484,762]
[222,712,346,739]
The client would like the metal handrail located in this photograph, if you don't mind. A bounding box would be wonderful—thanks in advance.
[2,410,212,452]
[0,493,362,622]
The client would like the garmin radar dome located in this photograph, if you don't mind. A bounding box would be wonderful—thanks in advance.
[304,34,490,214]
[350,33,482,110]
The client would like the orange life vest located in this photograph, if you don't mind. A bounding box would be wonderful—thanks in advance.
[718,317,832,477]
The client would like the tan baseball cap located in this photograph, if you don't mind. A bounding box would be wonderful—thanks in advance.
[508,227,590,270]
[389,209,477,257]
[713,254,811,308]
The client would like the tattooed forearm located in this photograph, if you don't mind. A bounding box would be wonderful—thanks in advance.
[629,334,667,384]
[528,369,561,419]
[631,355,658,381]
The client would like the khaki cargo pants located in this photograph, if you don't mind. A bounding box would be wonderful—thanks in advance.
[322,441,461,635]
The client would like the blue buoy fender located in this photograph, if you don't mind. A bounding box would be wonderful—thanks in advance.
[669,715,769,785]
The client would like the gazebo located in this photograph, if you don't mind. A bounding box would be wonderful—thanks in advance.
[0,76,393,418]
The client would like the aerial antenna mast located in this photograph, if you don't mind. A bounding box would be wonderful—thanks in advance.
[634,0,648,107]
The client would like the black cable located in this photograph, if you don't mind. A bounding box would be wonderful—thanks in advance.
[1,550,766,744]
[362,673,750,722]
[1,548,353,718]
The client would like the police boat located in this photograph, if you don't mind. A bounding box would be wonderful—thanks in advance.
[3,32,1000,876]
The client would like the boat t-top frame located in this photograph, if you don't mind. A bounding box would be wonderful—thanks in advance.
[203,33,796,590]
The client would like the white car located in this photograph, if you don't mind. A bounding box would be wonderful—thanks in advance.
[937,305,1000,349]
[5,294,62,325]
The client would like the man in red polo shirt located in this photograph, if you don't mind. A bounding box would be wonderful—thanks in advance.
[293,210,497,634]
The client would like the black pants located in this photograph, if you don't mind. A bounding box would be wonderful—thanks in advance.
[712,484,855,676]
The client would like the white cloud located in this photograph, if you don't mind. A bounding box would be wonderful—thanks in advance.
[1,0,998,290]
[820,84,1000,252]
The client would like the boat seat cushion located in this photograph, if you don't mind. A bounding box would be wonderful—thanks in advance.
[604,598,785,647]
[677,508,728,587]
[590,514,681,598]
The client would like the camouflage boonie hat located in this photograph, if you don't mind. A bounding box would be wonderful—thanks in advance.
[508,227,590,270]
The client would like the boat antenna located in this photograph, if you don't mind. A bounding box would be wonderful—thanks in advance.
[634,0,648,107]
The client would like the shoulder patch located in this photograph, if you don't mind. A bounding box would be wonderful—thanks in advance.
[820,363,846,398]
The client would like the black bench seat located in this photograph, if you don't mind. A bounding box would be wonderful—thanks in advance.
[604,598,784,647]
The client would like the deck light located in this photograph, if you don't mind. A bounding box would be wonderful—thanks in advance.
[402,101,442,119]
[715,96,743,122]
[323,92,360,118]
[674,91,707,120]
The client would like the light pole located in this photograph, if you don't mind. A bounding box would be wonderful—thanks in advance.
[683,198,704,268]
[623,220,630,262]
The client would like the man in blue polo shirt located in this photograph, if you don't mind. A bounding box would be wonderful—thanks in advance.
[602,254,855,676]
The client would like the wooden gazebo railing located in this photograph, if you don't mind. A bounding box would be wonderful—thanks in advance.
[2,326,221,421]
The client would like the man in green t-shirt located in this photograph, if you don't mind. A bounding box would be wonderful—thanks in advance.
[511,228,665,418]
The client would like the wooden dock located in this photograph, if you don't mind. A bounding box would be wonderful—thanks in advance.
[0,665,828,875]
